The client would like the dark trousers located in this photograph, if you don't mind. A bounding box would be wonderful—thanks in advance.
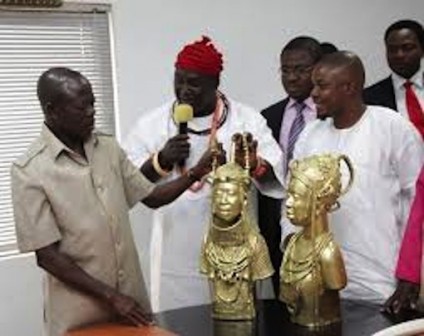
[257,194,283,296]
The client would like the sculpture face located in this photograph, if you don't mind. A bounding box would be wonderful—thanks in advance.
[285,177,312,227]
[212,182,243,223]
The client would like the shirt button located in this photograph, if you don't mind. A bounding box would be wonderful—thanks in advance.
[118,270,124,278]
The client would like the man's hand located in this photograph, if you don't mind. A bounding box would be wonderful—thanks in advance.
[383,280,420,320]
[232,132,258,170]
[191,142,226,179]
[158,134,190,170]
[142,141,226,208]
[35,244,154,327]
[108,291,154,326]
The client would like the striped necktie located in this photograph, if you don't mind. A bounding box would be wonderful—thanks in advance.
[287,102,306,166]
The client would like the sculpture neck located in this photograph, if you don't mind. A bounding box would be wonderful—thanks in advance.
[303,211,328,240]
[210,215,247,245]
[213,215,241,229]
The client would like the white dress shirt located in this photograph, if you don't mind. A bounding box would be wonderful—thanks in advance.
[392,59,424,117]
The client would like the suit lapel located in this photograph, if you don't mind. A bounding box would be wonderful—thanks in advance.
[269,99,289,141]
[387,76,397,111]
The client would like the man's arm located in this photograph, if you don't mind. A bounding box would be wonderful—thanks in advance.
[118,135,225,209]
[240,108,286,198]
[232,132,280,186]
[253,159,277,183]
[384,168,424,318]
[383,120,424,319]
[36,243,153,326]
[396,174,424,284]
[141,146,225,208]
[141,164,205,208]
[140,134,190,182]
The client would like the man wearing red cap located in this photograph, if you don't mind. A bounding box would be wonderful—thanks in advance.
[124,36,285,312]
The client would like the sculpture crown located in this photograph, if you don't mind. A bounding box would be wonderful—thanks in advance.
[210,132,251,192]
[213,162,250,192]
[289,153,354,208]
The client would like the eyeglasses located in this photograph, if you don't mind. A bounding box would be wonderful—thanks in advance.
[280,65,314,77]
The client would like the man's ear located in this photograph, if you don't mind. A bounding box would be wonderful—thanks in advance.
[343,81,356,96]
[43,102,56,124]
[210,75,220,90]
[215,76,220,89]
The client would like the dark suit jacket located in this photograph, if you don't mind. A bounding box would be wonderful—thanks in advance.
[363,76,397,111]
[258,98,289,294]
[261,99,289,140]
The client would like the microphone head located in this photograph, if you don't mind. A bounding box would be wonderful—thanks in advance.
[174,104,194,123]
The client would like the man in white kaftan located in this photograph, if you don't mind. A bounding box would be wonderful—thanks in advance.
[281,51,424,305]
[125,98,284,311]
[124,37,285,312]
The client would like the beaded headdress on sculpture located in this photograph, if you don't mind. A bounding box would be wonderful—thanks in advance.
[289,153,354,211]
[210,134,251,193]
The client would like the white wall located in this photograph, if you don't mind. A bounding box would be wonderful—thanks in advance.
[1,1,423,335]
[0,255,43,335]
[112,0,424,135]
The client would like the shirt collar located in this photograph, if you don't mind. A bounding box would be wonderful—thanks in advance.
[287,96,315,111]
[392,58,424,90]
[41,123,98,161]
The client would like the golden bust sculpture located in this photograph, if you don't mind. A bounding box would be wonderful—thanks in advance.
[200,133,274,320]
[280,153,354,328]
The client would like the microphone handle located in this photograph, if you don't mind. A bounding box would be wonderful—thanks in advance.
[179,122,188,135]
[178,122,188,168]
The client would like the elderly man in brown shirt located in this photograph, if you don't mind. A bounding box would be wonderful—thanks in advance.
[10,67,220,336]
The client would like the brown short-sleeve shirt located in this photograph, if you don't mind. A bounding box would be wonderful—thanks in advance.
[11,125,154,336]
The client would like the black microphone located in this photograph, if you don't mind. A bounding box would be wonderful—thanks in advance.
[174,104,194,167]
[179,120,188,136]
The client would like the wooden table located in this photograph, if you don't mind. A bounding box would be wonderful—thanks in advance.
[66,324,176,336]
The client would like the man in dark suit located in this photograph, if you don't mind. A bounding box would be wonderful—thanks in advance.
[364,20,424,136]
[258,36,323,295]
[367,20,424,320]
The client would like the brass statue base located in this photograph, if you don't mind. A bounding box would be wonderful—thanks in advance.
[213,319,255,336]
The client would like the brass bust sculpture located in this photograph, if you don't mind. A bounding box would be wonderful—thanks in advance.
[280,154,354,328]
[200,134,274,320]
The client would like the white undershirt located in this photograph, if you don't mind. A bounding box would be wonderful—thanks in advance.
[392,58,424,117]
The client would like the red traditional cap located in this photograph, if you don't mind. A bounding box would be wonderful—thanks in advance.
[175,36,224,76]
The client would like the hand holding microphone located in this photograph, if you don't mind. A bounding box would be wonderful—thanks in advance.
[174,104,193,137]
[157,104,193,170]
[173,104,194,168]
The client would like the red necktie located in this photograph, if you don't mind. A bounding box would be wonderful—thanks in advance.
[404,81,424,138]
